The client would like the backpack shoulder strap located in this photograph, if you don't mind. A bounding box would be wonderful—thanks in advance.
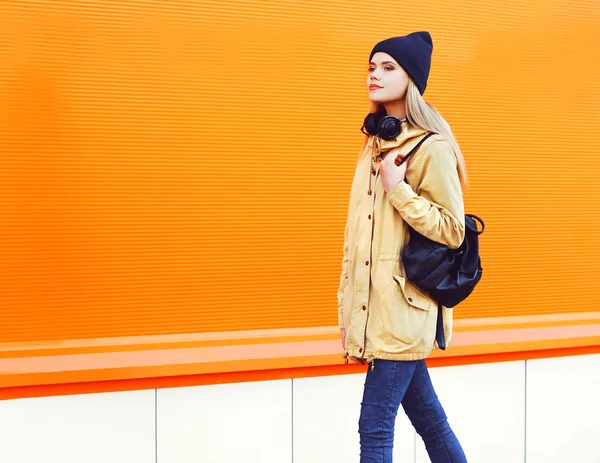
[404,132,436,161]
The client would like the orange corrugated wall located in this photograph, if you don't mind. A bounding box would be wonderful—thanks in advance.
[2,1,600,343]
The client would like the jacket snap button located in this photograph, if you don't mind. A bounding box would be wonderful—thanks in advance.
[359,348,363,353]
[408,297,413,302]
[362,305,366,310]
[368,215,371,219]
[365,261,369,266]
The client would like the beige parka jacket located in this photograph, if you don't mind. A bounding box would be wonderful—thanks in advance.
[338,120,465,364]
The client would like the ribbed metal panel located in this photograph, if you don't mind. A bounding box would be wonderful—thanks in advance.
[1,1,599,342]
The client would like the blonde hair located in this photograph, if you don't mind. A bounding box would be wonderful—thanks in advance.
[363,79,468,190]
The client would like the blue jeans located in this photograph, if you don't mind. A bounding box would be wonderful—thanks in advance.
[359,359,467,462]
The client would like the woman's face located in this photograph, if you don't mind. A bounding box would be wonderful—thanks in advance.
[367,52,409,103]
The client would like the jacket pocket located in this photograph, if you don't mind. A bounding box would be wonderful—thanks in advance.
[375,274,435,347]
[392,274,432,311]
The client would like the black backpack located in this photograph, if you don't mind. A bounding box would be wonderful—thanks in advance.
[399,133,485,349]
[402,213,484,308]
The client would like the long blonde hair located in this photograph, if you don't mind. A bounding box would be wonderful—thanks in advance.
[364,79,468,190]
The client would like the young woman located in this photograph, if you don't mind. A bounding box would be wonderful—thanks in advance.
[337,31,469,462]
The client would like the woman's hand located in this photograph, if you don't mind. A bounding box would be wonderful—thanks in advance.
[340,328,366,365]
[379,148,408,193]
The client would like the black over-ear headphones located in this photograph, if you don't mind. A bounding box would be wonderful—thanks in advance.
[361,107,402,140]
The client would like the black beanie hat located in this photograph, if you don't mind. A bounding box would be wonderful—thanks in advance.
[369,31,433,95]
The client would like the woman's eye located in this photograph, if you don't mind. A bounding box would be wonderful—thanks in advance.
[384,66,394,71]
[368,67,375,72]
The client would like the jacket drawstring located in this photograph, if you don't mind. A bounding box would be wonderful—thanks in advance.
[368,137,381,195]
[366,354,375,371]
[343,352,375,371]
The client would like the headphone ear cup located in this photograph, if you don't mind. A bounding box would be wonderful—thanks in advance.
[362,112,380,136]
[362,106,387,136]
[377,116,402,140]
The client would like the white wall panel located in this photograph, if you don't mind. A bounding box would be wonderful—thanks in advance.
[526,354,600,463]
[157,379,292,463]
[414,361,525,463]
[293,372,414,463]
[3,354,599,463]
[0,390,155,463]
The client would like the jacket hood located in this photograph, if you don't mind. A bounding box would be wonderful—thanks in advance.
[373,120,429,156]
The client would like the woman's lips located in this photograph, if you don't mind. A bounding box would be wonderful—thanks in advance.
[369,85,383,90]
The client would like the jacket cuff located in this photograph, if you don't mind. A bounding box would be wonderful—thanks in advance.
[385,180,416,211]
